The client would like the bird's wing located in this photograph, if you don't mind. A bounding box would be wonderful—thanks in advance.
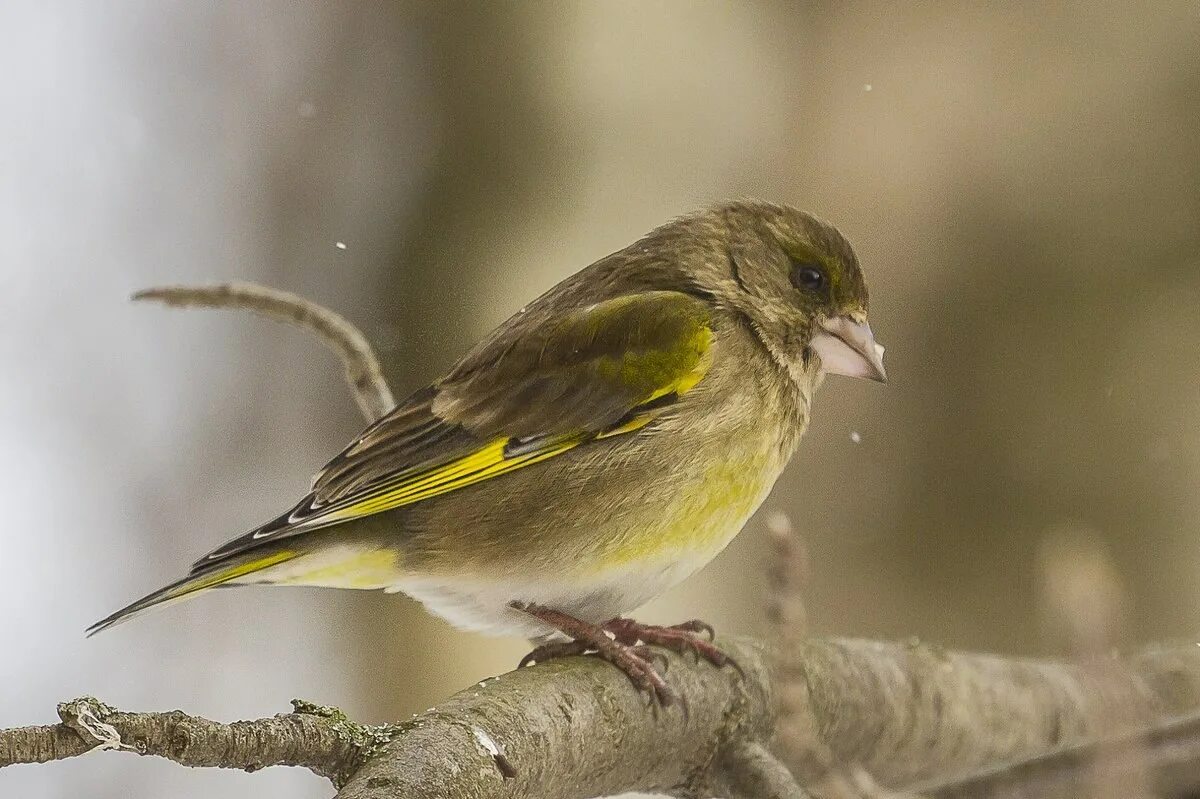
[191,290,714,570]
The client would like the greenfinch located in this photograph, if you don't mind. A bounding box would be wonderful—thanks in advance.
[90,200,885,703]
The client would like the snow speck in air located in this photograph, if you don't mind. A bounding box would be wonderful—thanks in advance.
[863,84,873,92]
[298,100,317,118]
[850,431,862,444]
[335,241,347,250]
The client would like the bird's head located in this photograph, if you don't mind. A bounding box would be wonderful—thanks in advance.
[688,200,886,385]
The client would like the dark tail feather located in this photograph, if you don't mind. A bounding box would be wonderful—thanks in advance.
[86,549,299,636]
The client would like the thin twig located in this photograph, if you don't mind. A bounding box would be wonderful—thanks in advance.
[764,511,839,781]
[0,697,372,785]
[762,515,926,799]
[765,510,810,645]
[1038,525,1149,798]
[134,282,395,422]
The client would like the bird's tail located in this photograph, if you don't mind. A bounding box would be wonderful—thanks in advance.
[86,549,299,636]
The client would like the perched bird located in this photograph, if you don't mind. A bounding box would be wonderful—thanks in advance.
[90,200,885,703]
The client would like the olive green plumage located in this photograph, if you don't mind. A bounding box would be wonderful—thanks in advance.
[89,199,885,638]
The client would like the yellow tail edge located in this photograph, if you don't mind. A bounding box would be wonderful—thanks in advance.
[86,550,298,637]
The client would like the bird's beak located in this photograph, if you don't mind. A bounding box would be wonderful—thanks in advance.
[810,315,887,383]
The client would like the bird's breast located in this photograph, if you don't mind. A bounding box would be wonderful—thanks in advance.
[585,442,782,573]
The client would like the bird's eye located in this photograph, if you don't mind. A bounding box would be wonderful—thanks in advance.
[791,262,827,293]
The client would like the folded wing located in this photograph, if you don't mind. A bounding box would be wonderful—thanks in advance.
[191,290,715,570]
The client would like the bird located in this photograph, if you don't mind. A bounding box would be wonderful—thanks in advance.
[89,199,885,704]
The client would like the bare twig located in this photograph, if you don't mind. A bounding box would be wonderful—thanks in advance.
[0,697,373,785]
[134,282,395,422]
[1038,525,1149,798]
[764,511,833,778]
[765,510,810,646]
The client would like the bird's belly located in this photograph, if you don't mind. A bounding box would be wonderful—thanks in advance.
[391,552,723,639]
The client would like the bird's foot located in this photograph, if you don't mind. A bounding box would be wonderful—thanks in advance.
[511,602,676,706]
[604,617,741,675]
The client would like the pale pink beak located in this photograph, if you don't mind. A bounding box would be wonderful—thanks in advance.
[810,316,887,383]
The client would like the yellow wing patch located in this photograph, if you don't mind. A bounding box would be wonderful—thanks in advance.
[297,302,714,529]
[323,436,580,522]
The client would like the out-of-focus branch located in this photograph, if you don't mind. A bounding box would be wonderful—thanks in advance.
[713,740,810,799]
[764,511,833,782]
[773,637,1200,789]
[134,282,394,422]
[1037,525,1147,798]
[909,533,1183,799]
[916,710,1200,798]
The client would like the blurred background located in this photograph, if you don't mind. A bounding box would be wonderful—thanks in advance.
[2,1,1198,797]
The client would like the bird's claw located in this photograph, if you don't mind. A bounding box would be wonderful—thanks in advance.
[604,617,740,675]
[666,619,716,641]
[518,639,589,669]
[512,604,733,710]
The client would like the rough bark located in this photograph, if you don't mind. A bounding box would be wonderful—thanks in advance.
[7,637,1200,797]
[334,637,773,798]
[0,698,367,784]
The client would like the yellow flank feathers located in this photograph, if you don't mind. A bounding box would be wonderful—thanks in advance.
[266,548,403,589]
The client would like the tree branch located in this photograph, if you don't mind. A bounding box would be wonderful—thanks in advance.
[917,709,1200,798]
[774,637,1194,789]
[334,637,774,798]
[9,637,1200,797]
[0,698,373,784]
[134,282,394,422]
